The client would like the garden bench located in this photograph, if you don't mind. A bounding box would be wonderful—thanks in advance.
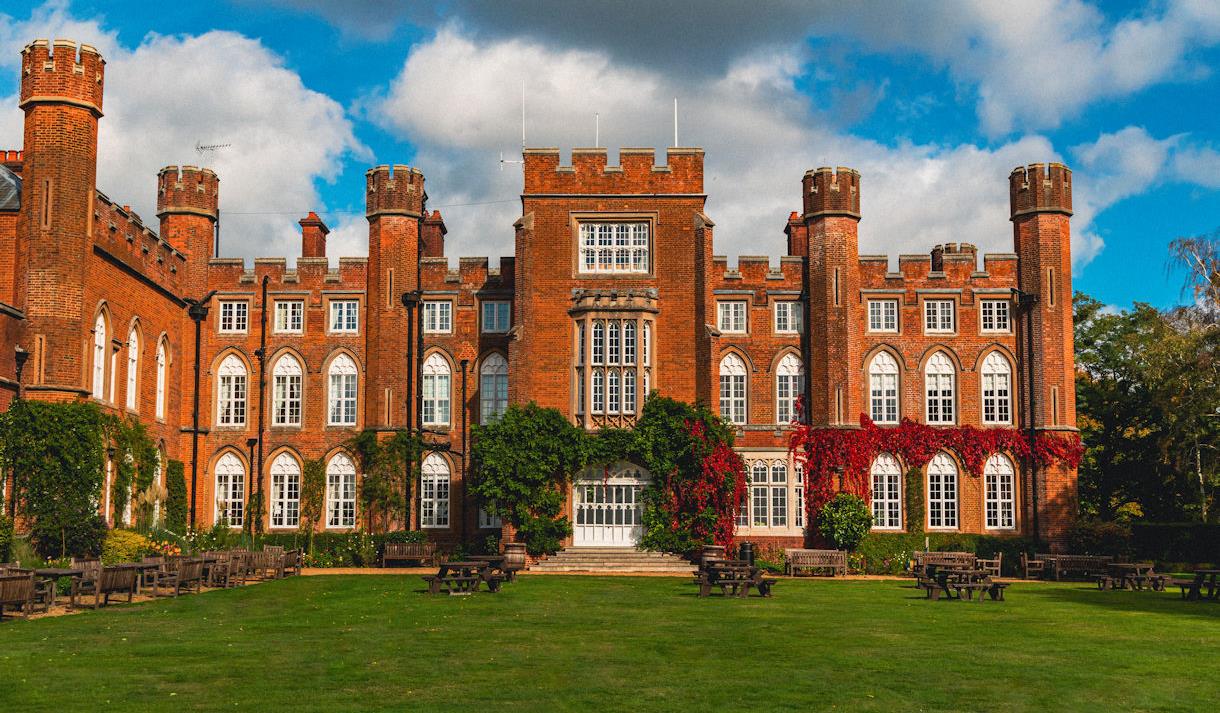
[0,573,36,620]
[1020,553,1046,580]
[282,549,302,577]
[785,549,847,577]
[154,559,204,597]
[914,552,976,577]
[977,554,1002,578]
[83,567,138,609]
[1044,554,1113,581]
[384,542,436,567]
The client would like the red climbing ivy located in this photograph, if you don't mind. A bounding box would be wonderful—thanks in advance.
[788,402,1083,527]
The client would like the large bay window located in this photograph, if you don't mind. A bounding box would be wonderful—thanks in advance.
[574,316,652,425]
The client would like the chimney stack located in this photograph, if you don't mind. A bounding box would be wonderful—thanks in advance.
[300,211,329,258]
[422,209,447,257]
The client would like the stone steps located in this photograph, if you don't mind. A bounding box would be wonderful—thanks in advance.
[529,547,696,574]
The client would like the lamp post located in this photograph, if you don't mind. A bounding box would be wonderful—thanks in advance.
[7,346,30,517]
[1011,287,1040,541]
[401,290,421,529]
[184,290,217,530]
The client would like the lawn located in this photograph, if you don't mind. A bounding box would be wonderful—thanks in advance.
[1,575,1217,711]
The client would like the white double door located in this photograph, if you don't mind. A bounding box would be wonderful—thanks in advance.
[573,463,649,547]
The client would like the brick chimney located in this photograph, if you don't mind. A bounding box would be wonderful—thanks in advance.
[299,211,329,258]
[422,209,446,258]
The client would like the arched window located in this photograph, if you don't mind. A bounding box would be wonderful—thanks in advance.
[155,339,167,420]
[984,453,1016,529]
[981,352,1013,425]
[775,353,805,424]
[270,453,301,528]
[422,353,451,426]
[719,353,747,425]
[927,452,959,529]
[924,351,955,424]
[869,352,899,424]
[871,453,902,529]
[217,355,248,426]
[272,354,303,426]
[326,452,357,528]
[125,326,140,411]
[421,454,450,528]
[327,353,358,426]
[92,312,107,399]
[480,353,508,422]
[214,452,245,527]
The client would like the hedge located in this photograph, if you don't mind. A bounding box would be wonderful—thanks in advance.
[855,532,1040,576]
[259,530,430,568]
[0,514,12,562]
[1130,523,1220,565]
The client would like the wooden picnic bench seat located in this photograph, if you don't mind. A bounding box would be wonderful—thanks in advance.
[0,573,36,620]
[422,574,481,595]
[914,551,976,575]
[785,548,847,577]
[383,542,436,567]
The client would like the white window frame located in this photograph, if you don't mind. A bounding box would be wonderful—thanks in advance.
[420,454,450,528]
[422,353,451,426]
[423,301,452,334]
[328,299,359,334]
[214,452,245,528]
[794,463,805,528]
[870,453,903,530]
[924,351,956,425]
[717,301,747,334]
[981,352,1013,425]
[155,340,167,420]
[92,313,107,399]
[216,355,248,427]
[869,352,899,424]
[125,327,140,411]
[578,221,650,274]
[481,301,511,333]
[269,453,301,529]
[326,453,357,529]
[218,300,248,334]
[980,299,1011,333]
[927,452,959,530]
[273,300,304,334]
[719,353,747,425]
[773,302,802,334]
[775,353,804,424]
[272,355,303,427]
[327,354,359,426]
[868,299,899,333]
[984,453,1016,530]
[480,353,508,422]
[478,507,503,529]
[923,299,956,334]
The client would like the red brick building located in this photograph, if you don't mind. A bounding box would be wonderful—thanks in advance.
[0,40,1077,548]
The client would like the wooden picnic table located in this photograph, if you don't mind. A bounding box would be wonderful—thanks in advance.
[921,567,1007,602]
[1174,569,1220,601]
[423,561,502,595]
[467,555,513,581]
[1100,562,1162,591]
[695,559,775,598]
[32,567,84,608]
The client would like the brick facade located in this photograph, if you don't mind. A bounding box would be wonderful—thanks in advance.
[0,39,1079,547]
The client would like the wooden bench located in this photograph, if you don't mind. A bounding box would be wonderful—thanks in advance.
[977,554,1002,578]
[384,542,436,567]
[0,573,36,620]
[82,567,138,609]
[1020,552,1046,579]
[1045,554,1113,581]
[153,559,204,597]
[785,549,847,577]
[914,551,976,576]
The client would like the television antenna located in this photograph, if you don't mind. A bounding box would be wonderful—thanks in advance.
[499,81,526,171]
[195,140,231,162]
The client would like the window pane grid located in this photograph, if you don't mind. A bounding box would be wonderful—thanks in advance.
[579,222,649,274]
[329,300,359,332]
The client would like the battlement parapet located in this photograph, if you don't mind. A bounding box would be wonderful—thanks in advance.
[523,147,703,195]
[802,166,860,219]
[157,165,219,219]
[20,39,105,116]
[366,164,425,218]
[859,248,1018,287]
[421,255,516,291]
[712,254,803,287]
[1010,162,1072,218]
[91,191,186,291]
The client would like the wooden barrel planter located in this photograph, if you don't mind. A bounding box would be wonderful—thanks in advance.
[502,542,527,571]
[699,544,726,568]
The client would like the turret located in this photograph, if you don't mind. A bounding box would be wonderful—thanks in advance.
[157,165,218,293]
[365,164,425,218]
[1009,162,1072,219]
[16,39,105,399]
[802,166,861,220]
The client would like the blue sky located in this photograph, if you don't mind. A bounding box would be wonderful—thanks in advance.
[1,0,1218,310]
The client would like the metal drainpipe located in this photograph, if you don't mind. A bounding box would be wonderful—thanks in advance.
[801,287,813,425]
[460,358,469,545]
[185,290,217,530]
[1013,288,1040,542]
[403,295,414,530]
[414,202,426,530]
[255,275,269,533]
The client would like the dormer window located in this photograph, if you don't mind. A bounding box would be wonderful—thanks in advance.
[578,222,649,274]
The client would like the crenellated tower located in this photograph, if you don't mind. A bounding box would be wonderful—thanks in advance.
[1010,162,1077,541]
[802,166,862,426]
[157,165,218,295]
[17,39,105,399]
[365,164,425,428]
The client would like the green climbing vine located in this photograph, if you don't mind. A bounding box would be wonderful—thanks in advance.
[347,429,425,533]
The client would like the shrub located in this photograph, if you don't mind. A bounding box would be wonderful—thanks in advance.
[164,460,187,534]
[1067,519,1133,557]
[816,493,872,551]
[0,514,12,562]
[855,532,1039,576]
[752,542,787,574]
[259,531,431,567]
[101,529,154,564]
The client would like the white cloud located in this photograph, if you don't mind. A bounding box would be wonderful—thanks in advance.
[0,2,367,266]
[373,26,1134,270]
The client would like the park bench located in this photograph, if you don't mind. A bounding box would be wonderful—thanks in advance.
[1044,554,1113,581]
[384,542,436,567]
[1169,569,1220,601]
[83,566,138,609]
[785,548,847,577]
[0,572,36,620]
[153,559,204,597]
[977,554,1002,578]
[913,551,976,578]
[282,549,302,577]
[1020,552,1046,579]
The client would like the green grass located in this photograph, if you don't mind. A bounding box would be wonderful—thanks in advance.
[1,576,1218,711]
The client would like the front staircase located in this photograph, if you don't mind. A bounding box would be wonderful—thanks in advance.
[529,547,696,574]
